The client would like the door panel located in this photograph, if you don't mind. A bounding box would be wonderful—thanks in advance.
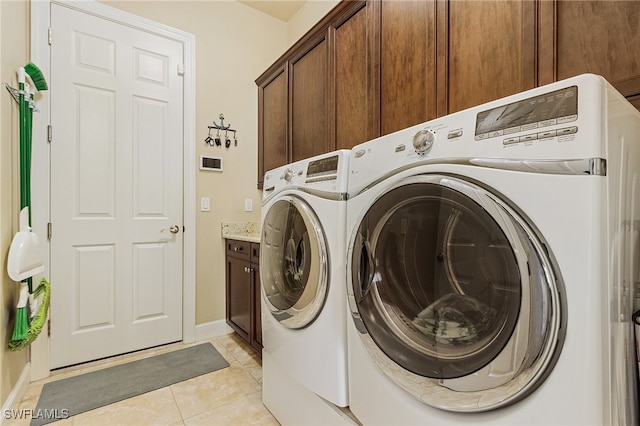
[50,4,184,368]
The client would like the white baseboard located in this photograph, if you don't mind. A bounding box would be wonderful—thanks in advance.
[1,362,31,426]
[194,319,233,341]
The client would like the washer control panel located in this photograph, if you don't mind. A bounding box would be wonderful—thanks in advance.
[475,85,578,145]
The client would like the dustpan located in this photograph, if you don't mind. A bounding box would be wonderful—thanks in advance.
[8,206,44,282]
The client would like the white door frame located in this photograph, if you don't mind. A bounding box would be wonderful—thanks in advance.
[30,0,196,379]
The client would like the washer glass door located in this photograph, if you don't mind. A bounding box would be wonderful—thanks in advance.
[261,195,329,329]
[349,175,564,411]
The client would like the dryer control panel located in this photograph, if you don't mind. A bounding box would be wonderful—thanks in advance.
[306,154,340,183]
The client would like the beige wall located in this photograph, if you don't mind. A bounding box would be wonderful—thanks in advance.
[1,0,30,408]
[287,0,340,47]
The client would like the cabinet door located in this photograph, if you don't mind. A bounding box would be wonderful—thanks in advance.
[334,2,372,149]
[539,1,640,102]
[226,256,251,342]
[291,34,330,162]
[257,67,288,187]
[437,0,536,115]
[380,0,436,135]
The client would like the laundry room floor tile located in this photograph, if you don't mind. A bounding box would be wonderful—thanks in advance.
[13,334,277,426]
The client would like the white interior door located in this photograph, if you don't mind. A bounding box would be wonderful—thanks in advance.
[50,3,184,368]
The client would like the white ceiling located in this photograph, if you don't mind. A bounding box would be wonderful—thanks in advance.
[237,0,306,22]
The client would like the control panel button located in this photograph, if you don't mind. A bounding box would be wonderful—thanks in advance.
[519,133,538,143]
[521,122,539,131]
[503,126,521,135]
[538,119,557,127]
[557,115,577,124]
[557,126,578,135]
[503,137,520,145]
[538,130,557,139]
[447,130,463,139]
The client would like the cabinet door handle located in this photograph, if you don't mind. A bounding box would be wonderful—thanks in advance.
[234,246,243,252]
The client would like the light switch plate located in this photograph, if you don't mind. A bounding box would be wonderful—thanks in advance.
[201,197,210,212]
[244,198,253,212]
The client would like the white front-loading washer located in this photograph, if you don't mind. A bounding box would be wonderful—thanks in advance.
[345,74,639,425]
[260,150,355,425]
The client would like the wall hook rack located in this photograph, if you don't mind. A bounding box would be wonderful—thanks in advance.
[208,113,235,132]
[4,84,38,112]
[206,114,237,147]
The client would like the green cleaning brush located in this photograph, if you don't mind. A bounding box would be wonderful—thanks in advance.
[23,62,47,91]
[11,284,29,341]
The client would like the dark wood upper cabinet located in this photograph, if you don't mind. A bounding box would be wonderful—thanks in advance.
[257,67,287,187]
[291,35,330,162]
[539,1,640,100]
[380,0,436,135]
[437,0,536,116]
[257,0,640,187]
[255,0,369,187]
[334,3,372,149]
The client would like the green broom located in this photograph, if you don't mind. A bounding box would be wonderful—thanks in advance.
[10,63,48,343]
[11,68,31,341]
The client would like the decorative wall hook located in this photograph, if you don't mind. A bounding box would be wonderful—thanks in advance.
[206,113,237,147]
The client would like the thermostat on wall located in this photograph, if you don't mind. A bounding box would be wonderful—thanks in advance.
[200,155,223,172]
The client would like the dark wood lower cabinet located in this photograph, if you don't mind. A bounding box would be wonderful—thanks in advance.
[226,240,262,354]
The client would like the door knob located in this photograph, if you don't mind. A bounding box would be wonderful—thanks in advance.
[161,225,180,234]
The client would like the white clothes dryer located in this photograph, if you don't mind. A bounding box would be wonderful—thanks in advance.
[260,150,351,423]
[345,74,639,425]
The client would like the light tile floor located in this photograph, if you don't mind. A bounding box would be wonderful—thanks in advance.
[13,333,280,426]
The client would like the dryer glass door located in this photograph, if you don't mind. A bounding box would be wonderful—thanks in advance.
[349,175,564,411]
[261,195,329,329]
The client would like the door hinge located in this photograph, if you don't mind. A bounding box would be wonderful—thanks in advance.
[47,125,52,143]
[177,64,185,76]
[47,319,51,337]
[47,222,52,240]
[48,27,52,45]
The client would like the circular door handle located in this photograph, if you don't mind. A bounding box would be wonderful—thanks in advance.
[161,225,180,234]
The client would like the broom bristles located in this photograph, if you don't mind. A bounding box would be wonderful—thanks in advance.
[11,307,28,341]
[24,62,48,91]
